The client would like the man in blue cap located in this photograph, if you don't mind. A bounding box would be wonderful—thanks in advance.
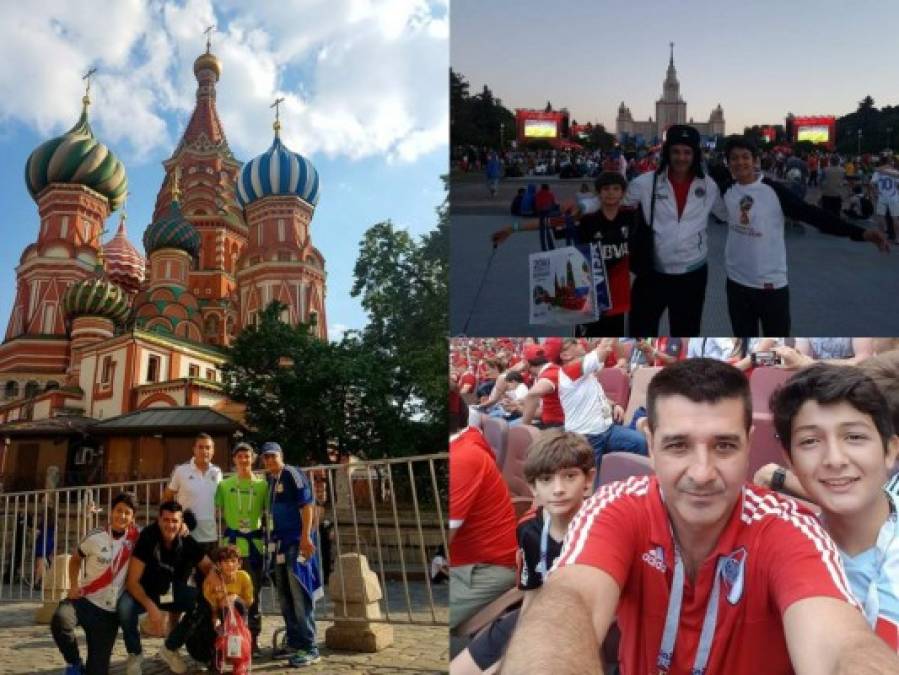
[260,442,322,667]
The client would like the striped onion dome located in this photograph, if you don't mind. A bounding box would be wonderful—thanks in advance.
[62,276,131,323]
[25,101,128,211]
[236,134,320,208]
[103,217,145,293]
[142,199,201,258]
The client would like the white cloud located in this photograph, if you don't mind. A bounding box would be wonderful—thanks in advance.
[0,0,448,165]
[328,323,350,343]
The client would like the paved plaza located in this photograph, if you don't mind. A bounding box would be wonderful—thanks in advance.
[450,174,899,336]
[0,580,449,674]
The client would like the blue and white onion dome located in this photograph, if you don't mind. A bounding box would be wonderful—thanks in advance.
[236,131,320,209]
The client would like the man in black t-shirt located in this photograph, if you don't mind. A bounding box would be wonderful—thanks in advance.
[117,501,217,675]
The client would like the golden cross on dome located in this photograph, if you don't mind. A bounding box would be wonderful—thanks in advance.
[82,67,97,109]
[271,96,285,136]
[204,25,216,53]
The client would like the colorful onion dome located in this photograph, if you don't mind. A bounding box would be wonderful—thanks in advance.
[62,276,130,323]
[25,97,128,211]
[142,199,201,258]
[103,216,145,293]
[236,132,320,208]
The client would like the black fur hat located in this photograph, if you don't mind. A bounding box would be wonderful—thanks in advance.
[659,124,704,176]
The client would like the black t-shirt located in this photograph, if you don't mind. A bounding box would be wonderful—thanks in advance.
[516,507,564,591]
[132,522,206,598]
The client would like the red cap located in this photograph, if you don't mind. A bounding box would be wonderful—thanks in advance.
[542,337,563,364]
[522,343,546,363]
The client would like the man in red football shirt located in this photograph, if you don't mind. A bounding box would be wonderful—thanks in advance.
[502,358,899,674]
[449,403,517,647]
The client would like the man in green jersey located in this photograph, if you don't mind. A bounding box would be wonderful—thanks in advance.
[214,442,267,653]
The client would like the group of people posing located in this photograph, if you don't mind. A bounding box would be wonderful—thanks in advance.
[50,434,323,674]
[450,345,899,673]
[491,125,891,337]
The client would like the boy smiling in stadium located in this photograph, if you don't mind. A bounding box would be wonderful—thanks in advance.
[771,363,899,650]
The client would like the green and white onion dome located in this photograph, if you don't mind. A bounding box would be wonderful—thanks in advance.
[142,200,201,258]
[63,276,131,324]
[25,103,128,211]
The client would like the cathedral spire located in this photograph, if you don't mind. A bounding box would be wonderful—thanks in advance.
[172,29,229,158]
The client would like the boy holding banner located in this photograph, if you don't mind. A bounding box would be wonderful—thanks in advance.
[492,171,635,335]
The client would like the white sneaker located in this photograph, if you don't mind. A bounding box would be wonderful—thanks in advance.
[125,653,143,675]
[158,646,188,674]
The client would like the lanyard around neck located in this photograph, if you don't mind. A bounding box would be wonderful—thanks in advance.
[657,545,726,675]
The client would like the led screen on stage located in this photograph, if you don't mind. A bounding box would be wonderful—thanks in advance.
[524,120,558,138]
[797,125,830,143]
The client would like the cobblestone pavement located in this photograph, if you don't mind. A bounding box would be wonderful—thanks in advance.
[450,174,899,335]
[0,581,449,675]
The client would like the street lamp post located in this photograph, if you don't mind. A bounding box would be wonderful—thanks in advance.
[888,127,893,152]
[857,129,862,156]
[500,122,505,151]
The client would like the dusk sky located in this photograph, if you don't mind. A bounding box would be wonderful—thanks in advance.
[0,0,448,341]
[452,0,899,134]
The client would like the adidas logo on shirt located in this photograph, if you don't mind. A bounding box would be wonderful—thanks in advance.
[641,546,667,573]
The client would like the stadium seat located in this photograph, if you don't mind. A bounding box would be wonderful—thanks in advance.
[482,416,509,467]
[748,411,791,479]
[597,367,630,410]
[503,425,541,517]
[599,452,654,485]
[624,366,662,424]
[749,366,793,416]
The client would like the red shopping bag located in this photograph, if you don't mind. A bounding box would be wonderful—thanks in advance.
[213,601,252,674]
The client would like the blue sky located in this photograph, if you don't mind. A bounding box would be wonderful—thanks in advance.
[0,0,448,340]
[452,0,899,134]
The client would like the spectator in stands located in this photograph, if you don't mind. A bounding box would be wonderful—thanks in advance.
[119,500,220,675]
[521,339,646,482]
[502,358,899,674]
[449,402,518,654]
[686,337,740,362]
[51,492,140,675]
[769,364,899,650]
[775,338,875,368]
[215,442,267,655]
[515,343,565,429]
[451,430,595,674]
[629,337,687,369]
[261,442,321,667]
[164,433,223,560]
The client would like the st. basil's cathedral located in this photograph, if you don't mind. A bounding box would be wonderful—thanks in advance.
[0,40,327,489]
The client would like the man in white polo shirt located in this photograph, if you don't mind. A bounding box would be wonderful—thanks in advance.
[163,432,222,556]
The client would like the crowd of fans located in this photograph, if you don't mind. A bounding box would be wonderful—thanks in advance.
[449,337,899,674]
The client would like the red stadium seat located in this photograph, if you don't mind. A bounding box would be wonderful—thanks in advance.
[749,366,793,416]
[748,411,791,480]
[599,452,654,485]
[624,366,662,425]
[597,367,630,410]
[482,416,509,467]
[503,425,541,517]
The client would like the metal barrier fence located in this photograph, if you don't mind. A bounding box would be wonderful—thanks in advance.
[0,453,449,627]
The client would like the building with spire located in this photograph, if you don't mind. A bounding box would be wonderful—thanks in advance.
[616,43,725,145]
[0,38,327,489]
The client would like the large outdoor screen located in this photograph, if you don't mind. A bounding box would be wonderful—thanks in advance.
[524,119,558,138]
[797,125,830,143]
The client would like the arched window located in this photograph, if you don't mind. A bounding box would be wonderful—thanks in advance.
[24,381,39,398]
[4,381,18,399]
[44,381,60,392]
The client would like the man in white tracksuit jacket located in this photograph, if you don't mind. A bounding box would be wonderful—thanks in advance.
[624,124,720,335]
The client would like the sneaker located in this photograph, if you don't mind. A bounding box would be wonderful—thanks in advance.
[64,665,85,675]
[288,648,322,667]
[125,654,143,675]
[158,646,188,674]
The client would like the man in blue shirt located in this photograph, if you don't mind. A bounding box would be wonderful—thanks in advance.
[261,442,322,667]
